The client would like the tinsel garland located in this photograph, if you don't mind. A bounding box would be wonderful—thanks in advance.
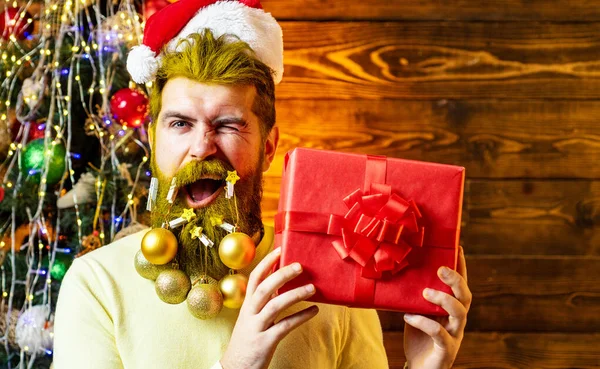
[0,0,148,366]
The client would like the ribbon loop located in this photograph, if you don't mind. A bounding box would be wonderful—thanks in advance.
[329,158,426,281]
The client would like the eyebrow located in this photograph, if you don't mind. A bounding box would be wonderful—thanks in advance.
[159,111,197,123]
[159,111,249,128]
[213,117,248,127]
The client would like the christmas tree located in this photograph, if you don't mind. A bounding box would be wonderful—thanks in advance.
[0,0,165,366]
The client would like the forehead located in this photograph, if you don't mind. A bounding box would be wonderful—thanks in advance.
[159,77,256,118]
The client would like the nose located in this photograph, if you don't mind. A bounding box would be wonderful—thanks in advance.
[189,127,217,161]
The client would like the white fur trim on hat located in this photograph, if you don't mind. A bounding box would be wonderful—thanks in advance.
[127,45,161,84]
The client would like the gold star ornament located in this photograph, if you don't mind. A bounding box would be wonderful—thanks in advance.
[226,171,240,185]
[190,226,203,240]
[181,208,196,222]
[210,216,223,227]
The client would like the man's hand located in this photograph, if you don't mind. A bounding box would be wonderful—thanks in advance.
[220,248,319,369]
[403,246,472,369]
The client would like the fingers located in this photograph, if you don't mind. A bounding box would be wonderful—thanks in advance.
[437,265,472,311]
[246,248,282,297]
[457,246,468,283]
[257,284,316,328]
[423,288,467,336]
[404,313,452,349]
[268,305,319,343]
[248,262,305,314]
[423,288,466,320]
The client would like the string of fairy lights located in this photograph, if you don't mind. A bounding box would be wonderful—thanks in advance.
[0,0,150,365]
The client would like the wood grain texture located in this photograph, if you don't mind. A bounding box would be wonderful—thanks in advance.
[464,180,600,255]
[261,177,600,255]
[264,0,600,22]
[267,99,600,179]
[276,22,600,100]
[384,332,600,368]
[378,256,600,332]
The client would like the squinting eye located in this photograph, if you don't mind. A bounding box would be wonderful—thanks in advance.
[217,125,239,132]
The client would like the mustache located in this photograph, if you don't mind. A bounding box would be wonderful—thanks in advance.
[171,159,234,188]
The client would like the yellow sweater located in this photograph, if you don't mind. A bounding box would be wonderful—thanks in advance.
[54,225,389,369]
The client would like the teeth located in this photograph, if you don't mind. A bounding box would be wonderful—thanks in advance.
[187,178,224,204]
[187,185,196,202]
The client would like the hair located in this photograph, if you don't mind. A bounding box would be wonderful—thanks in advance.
[149,29,276,139]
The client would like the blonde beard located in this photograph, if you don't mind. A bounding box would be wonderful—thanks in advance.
[150,157,264,280]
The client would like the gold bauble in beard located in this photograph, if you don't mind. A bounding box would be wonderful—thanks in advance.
[218,232,256,270]
[134,250,173,280]
[155,269,191,304]
[187,283,223,320]
[219,273,248,309]
[141,228,178,265]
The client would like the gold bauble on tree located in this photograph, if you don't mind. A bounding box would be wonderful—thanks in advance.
[219,273,248,309]
[218,232,256,270]
[141,228,178,265]
[187,283,223,320]
[134,250,173,280]
[155,269,191,304]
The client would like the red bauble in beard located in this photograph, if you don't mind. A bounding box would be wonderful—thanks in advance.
[150,158,264,280]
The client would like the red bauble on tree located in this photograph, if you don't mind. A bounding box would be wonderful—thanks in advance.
[110,88,149,128]
[0,8,33,40]
[10,119,47,142]
[27,121,47,141]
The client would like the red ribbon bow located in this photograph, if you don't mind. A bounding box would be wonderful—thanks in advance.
[326,183,425,279]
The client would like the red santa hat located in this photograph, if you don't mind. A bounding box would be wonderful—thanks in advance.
[127,0,283,84]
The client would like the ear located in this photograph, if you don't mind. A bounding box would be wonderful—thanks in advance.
[262,125,279,172]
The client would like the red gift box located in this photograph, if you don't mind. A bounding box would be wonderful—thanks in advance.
[274,148,465,315]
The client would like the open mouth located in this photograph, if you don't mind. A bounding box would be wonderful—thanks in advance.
[183,177,225,208]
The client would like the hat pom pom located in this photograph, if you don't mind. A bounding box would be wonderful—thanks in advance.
[127,45,160,84]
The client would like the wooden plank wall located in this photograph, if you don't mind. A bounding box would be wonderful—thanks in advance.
[260,1,600,368]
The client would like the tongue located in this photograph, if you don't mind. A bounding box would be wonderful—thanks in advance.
[188,179,222,202]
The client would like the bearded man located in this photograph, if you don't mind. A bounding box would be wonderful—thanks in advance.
[54,1,471,368]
